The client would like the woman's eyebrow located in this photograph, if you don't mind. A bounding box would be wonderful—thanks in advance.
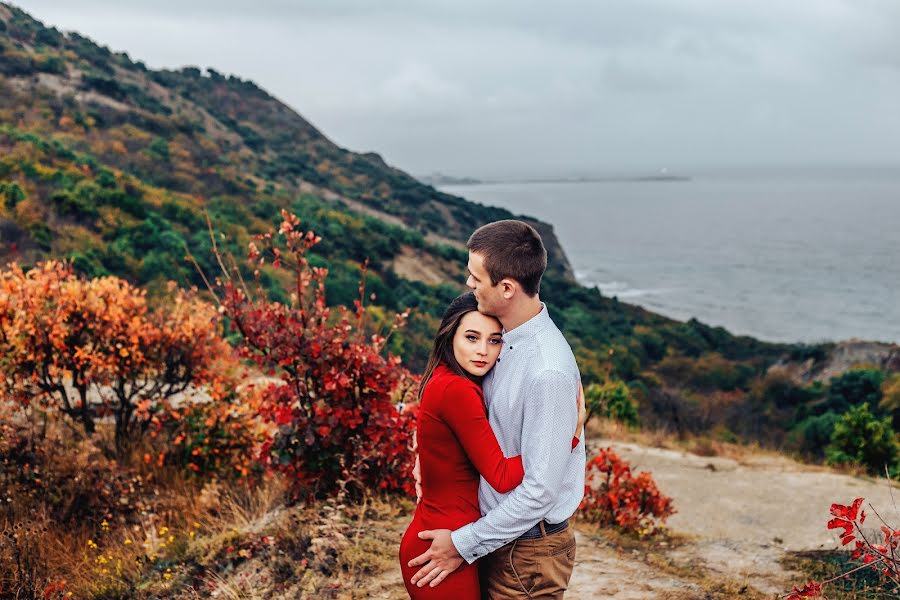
[464,329,482,335]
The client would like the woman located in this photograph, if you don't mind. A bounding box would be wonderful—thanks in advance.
[399,292,584,599]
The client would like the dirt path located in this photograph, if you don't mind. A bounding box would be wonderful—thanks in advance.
[364,439,900,599]
[568,439,900,598]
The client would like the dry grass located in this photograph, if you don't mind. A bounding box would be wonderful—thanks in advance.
[781,550,897,599]
[588,416,807,465]
[1,404,420,600]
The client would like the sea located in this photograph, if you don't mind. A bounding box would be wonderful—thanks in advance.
[440,167,900,345]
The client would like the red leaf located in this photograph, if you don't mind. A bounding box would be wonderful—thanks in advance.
[827,518,854,537]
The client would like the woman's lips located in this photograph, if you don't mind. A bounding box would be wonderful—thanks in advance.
[472,360,487,368]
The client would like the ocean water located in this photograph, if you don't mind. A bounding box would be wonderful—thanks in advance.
[441,168,900,344]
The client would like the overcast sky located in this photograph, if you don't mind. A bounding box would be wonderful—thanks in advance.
[10,0,900,178]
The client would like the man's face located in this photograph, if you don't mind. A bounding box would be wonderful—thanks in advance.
[466,251,504,316]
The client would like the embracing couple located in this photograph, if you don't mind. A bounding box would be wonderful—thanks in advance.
[399,220,587,599]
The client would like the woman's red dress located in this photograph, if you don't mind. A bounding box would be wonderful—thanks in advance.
[399,364,525,599]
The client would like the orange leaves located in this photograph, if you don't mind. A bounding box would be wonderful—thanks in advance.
[0,259,235,449]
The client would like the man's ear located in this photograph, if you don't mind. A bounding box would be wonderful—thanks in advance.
[500,279,517,299]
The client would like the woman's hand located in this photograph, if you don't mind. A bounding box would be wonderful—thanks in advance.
[413,454,422,504]
[573,381,587,447]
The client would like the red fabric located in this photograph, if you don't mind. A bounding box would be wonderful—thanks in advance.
[399,364,524,599]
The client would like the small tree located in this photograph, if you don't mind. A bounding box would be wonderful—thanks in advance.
[0,261,231,452]
[189,209,417,500]
[826,403,900,475]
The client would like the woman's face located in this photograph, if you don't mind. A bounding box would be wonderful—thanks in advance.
[452,310,504,378]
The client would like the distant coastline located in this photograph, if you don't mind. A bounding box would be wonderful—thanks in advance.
[436,175,900,345]
[428,173,691,186]
[417,172,483,186]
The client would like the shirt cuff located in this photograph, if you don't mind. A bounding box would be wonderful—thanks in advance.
[451,524,489,564]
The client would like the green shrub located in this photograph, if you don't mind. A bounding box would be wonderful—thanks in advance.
[794,411,840,459]
[826,403,900,475]
[585,381,639,427]
[147,137,170,161]
[827,369,886,414]
[33,27,62,47]
[1,181,26,209]
[36,54,65,74]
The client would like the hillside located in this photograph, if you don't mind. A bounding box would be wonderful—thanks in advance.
[0,2,574,278]
[2,3,899,459]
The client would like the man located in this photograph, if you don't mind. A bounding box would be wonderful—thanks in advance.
[408,220,586,598]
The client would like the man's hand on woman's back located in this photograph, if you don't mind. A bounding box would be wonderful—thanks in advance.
[573,380,586,449]
[413,454,423,504]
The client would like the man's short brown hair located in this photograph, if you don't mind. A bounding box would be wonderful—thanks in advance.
[467,220,547,296]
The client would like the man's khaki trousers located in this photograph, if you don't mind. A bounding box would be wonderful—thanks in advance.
[480,524,577,599]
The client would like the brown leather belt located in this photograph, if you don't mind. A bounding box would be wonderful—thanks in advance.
[517,518,568,540]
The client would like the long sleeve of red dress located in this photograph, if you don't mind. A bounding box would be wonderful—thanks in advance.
[437,378,523,493]
[400,366,524,599]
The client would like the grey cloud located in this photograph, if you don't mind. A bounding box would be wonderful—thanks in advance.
[10,0,900,177]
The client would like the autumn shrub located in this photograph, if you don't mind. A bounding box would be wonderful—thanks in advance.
[192,209,417,501]
[579,447,674,535]
[751,369,822,409]
[0,261,233,452]
[881,373,900,429]
[658,352,755,392]
[150,382,270,481]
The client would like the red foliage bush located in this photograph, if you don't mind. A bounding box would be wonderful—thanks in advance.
[785,496,900,599]
[579,447,675,534]
[195,210,417,500]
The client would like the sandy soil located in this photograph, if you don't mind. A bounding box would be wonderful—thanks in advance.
[566,439,900,598]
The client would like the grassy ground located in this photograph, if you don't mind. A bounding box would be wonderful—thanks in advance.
[781,550,899,599]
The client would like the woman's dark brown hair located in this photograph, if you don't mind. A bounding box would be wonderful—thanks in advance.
[417,291,487,403]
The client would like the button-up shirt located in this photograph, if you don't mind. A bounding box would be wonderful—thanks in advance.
[451,303,585,563]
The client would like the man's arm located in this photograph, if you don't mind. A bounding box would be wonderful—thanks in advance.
[452,369,578,561]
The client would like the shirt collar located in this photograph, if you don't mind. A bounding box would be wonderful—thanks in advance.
[502,303,551,347]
